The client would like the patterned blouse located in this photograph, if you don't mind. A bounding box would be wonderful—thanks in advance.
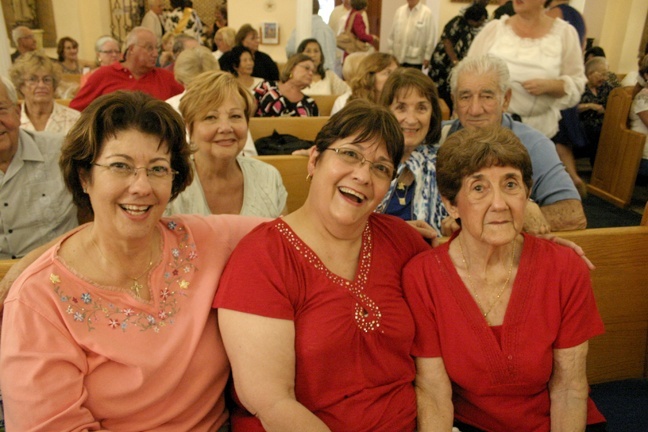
[429,15,480,95]
[254,81,319,117]
[579,80,617,131]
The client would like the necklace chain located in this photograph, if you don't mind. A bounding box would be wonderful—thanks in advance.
[91,238,154,297]
[458,237,516,325]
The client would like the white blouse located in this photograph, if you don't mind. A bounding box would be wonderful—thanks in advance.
[468,16,586,138]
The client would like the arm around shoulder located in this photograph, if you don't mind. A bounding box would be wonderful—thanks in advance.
[540,199,587,231]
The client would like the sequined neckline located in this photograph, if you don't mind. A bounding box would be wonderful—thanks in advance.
[274,220,382,333]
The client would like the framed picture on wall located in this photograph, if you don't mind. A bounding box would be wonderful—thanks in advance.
[261,22,279,44]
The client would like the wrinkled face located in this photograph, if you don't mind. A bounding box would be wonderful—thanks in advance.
[82,129,173,242]
[234,51,254,77]
[151,0,164,15]
[190,93,248,163]
[373,61,398,94]
[64,41,78,60]
[308,136,393,228]
[242,31,260,53]
[290,60,315,86]
[587,66,608,88]
[0,84,21,160]
[20,68,55,103]
[389,87,433,159]
[98,40,122,66]
[444,165,528,247]
[18,31,37,52]
[455,70,510,131]
[302,42,322,68]
[129,30,158,69]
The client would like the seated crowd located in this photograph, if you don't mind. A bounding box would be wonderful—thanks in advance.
[0,0,643,430]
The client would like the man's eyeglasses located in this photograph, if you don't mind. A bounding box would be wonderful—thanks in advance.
[134,44,157,53]
[99,49,121,55]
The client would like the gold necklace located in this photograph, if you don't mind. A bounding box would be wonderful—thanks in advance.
[457,237,516,325]
[91,238,154,297]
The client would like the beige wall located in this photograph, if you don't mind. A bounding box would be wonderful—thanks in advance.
[2,0,645,74]
[228,0,297,64]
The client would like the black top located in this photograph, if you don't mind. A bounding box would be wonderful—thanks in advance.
[219,49,279,82]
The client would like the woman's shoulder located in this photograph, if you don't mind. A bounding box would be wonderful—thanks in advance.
[521,233,587,270]
[238,155,283,179]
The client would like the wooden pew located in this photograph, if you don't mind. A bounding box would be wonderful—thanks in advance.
[249,116,330,142]
[588,86,646,207]
[557,226,648,384]
[311,94,338,116]
[255,155,310,213]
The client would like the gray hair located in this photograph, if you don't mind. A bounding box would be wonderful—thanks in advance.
[449,54,511,96]
[585,56,608,75]
[11,26,31,46]
[174,46,220,85]
[0,76,18,104]
[124,26,154,50]
[94,35,120,53]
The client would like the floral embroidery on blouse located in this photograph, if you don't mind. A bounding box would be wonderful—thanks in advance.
[53,218,198,333]
[275,220,382,333]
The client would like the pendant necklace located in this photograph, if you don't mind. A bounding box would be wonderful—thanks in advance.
[458,237,516,325]
[92,238,154,298]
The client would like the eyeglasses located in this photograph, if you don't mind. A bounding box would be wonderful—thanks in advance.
[324,147,395,180]
[99,49,121,55]
[24,75,54,86]
[93,162,177,181]
[134,43,157,53]
[296,64,315,73]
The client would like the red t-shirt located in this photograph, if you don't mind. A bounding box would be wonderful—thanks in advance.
[214,214,430,432]
[404,232,606,431]
[70,62,184,111]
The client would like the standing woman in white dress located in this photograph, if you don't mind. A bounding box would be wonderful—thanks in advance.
[467,0,587,194]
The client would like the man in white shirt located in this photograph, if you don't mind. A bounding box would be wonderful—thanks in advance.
[141,0,165,45]
[387,0,436,69]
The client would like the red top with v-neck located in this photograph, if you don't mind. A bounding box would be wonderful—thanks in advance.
[404,232,606,431]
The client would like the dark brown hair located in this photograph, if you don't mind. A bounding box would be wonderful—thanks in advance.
[60,91,193,213]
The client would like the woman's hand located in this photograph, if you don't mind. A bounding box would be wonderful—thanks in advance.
[440,216,460,237]
[537,234,595,270]
[521,78,566,98]
[407,220,439,247]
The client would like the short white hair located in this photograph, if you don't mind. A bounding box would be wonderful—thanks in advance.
[125,26,154,50]
[11,26,31,46]
[0,76,18,104]
[449,54,511,96]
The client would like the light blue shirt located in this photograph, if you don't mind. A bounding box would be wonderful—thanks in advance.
[286,15,337,72]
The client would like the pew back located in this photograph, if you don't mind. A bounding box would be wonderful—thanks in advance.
[254,155,310,212]
[588,86,646,207]
[249,116,330,142]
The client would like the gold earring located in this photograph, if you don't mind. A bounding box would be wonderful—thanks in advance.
[306,173,312,182]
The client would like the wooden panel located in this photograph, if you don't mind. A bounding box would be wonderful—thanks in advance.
[311,94,338,116]
[558,227,648,383]
[249,116,330,142]
[254,155,310,213]
[588,86,646,207]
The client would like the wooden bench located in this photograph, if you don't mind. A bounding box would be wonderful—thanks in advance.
[310,94,338,116]
[557,226,648,384]
[254,155,310,213]
[588,86,647,207]
[249,116,330,142]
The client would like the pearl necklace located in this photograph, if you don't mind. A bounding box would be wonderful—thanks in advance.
[92,238,154,298]
[458,237,516,325]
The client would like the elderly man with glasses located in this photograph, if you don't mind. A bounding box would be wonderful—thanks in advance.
[70,27,183,111]
[0,76,80,258]
[10,26,38,63]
